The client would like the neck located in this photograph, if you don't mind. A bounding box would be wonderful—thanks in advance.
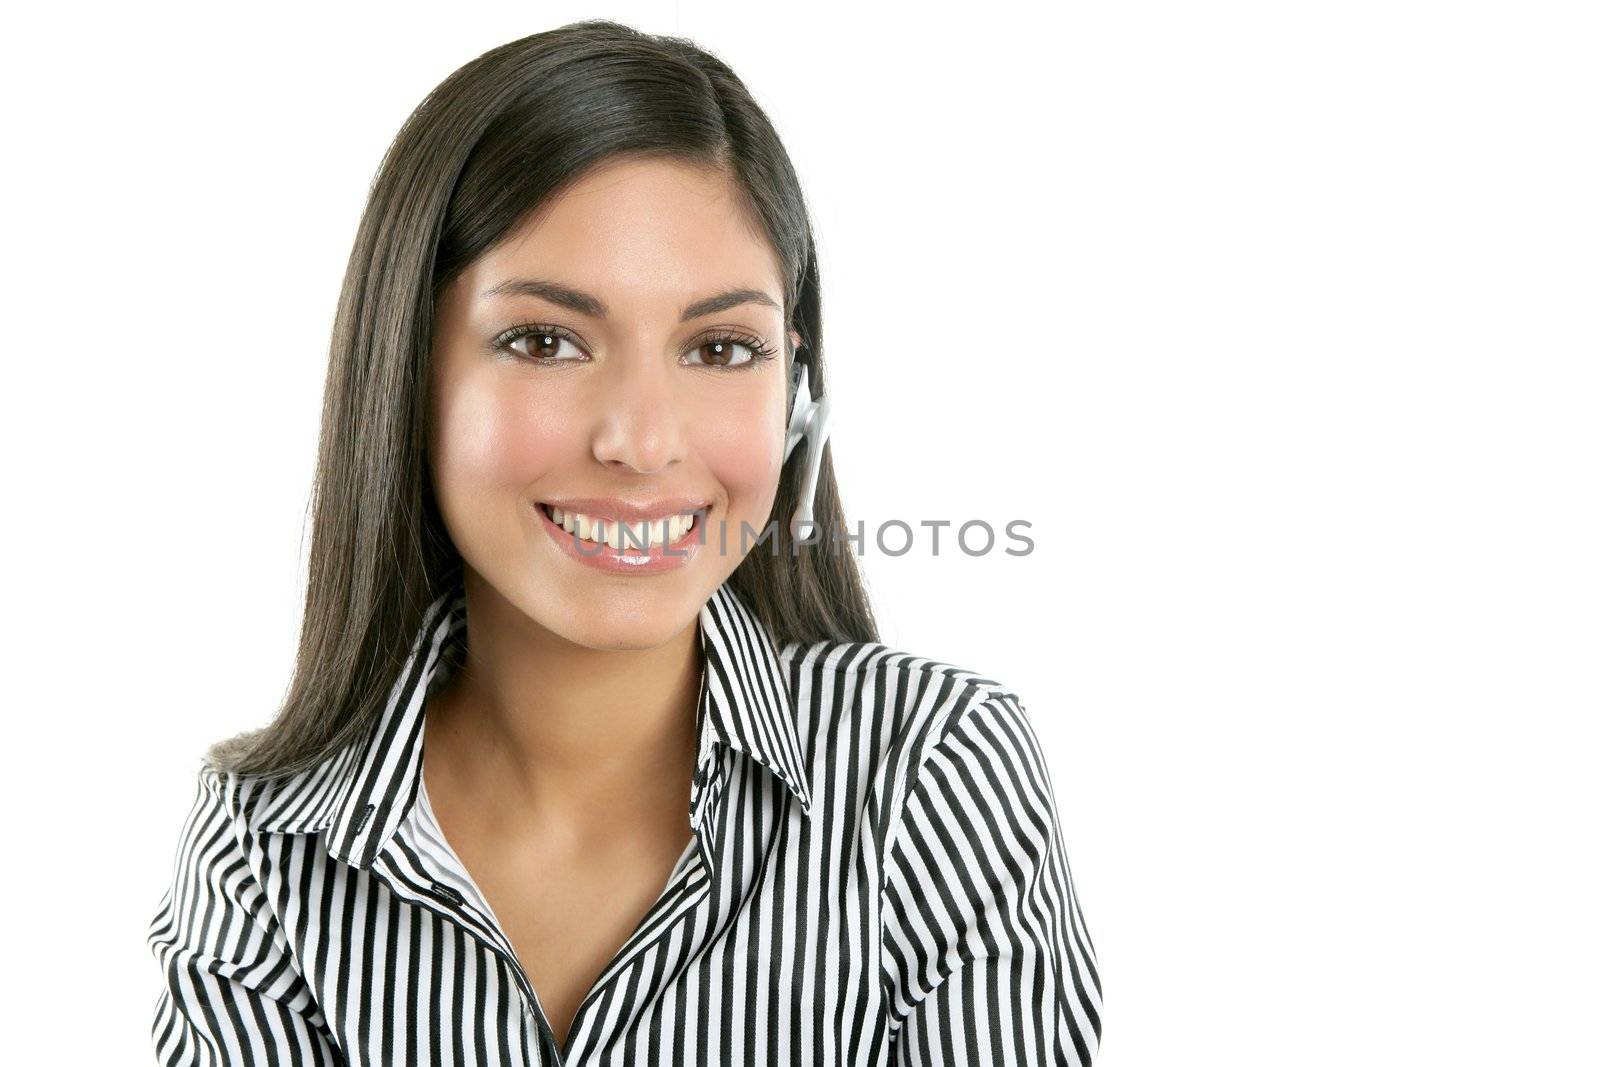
[423,573,702,845]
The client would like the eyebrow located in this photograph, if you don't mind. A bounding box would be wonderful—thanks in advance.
[480,278,781,322]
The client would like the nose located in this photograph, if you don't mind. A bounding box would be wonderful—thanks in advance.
[589,353,686,475]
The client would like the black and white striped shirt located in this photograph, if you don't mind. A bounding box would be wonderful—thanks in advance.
[149,578,1102,1065]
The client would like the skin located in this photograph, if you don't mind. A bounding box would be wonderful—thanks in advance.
[421,155,801,1049]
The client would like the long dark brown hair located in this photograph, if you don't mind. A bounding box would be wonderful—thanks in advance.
[207,19,877,778]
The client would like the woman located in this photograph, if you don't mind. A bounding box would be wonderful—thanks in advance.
[148,19,1101,1066]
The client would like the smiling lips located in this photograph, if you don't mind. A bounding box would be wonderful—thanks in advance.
[534,495,710,555]
[538,502,700,551]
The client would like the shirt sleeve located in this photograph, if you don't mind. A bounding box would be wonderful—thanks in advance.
[147,768,342,1066]
[880,689,1102,1066]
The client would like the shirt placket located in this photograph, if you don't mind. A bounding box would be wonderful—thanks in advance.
[366,840,560,1063]
[366,755,727,1066]
[554,757,728,1062]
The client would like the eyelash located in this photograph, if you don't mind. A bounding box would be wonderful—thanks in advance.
[491,322,780,369]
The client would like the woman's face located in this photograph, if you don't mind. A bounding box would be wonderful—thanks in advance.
[428,156,796,650]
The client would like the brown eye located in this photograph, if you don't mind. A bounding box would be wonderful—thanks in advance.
[685,338,770,368]
[505,329,584,362]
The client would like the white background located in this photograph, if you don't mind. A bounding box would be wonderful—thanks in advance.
[3,1,1595,1062]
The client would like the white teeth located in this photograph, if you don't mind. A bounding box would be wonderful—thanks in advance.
[547,506,699,550]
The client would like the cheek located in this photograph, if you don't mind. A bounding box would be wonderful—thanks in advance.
[431,376,576,496]
[693,387,785,515]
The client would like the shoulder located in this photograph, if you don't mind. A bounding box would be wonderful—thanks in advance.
[150,766,268,949]
[780,637,1042,779]
[178,763,241,826]
[162,764,257,864]
[164,760,309,858]
[782,635,1021,700]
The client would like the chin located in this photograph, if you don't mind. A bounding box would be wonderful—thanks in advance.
[550,610,688,652]
[537,580,704,651]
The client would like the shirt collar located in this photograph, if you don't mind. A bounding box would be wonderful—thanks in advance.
[245,576,814,876]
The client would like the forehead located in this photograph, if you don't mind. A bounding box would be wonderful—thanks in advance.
[463,156,784,312]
